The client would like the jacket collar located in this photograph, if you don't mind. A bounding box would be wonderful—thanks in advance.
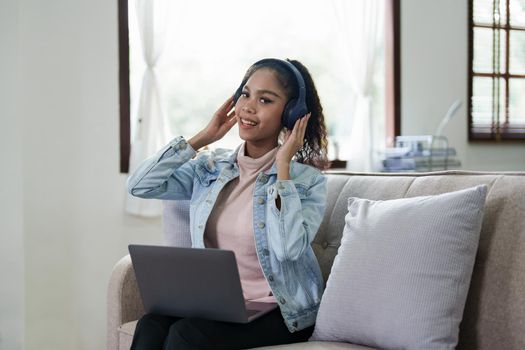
[265,162,279,175]
[226,143,242,164]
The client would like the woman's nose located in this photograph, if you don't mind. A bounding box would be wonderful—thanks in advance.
[241,102,255,113]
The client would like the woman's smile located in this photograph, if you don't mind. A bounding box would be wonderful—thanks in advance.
[239,117,258,128]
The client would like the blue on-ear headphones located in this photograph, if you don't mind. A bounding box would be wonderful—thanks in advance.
[233,58,308,130]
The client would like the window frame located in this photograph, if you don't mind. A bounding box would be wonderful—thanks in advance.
[118,0,401,173]
[468,0,525,142]
[118,0,131,173]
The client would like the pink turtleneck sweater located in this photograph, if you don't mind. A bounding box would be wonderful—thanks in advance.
[204,143,278,303]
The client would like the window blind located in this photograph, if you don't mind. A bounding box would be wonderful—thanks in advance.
[469,0,525,141]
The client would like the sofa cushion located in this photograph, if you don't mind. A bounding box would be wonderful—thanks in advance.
[162,200,192,247]
[255,341,377,349]
[117,321,136,350]
[310,185,488,349]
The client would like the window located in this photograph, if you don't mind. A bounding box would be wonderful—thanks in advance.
[119,0,400,172]
[469,0,525,141]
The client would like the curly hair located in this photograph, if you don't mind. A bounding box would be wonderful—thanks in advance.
[239,58,329,171]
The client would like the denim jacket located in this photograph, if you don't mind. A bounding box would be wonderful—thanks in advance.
[126,136,327,332]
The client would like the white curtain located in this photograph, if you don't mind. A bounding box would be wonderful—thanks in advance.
[125,0,171,217]
[332,0,382,172]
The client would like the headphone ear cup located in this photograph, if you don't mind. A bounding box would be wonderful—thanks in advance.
[282,99,300,129]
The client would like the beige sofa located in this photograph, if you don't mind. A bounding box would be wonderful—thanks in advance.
[108,171,525,349]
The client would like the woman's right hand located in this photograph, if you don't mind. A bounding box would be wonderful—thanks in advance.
[188,95,237,150]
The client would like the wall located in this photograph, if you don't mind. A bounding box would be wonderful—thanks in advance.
[401,0,525,171]
[0,0,24,348]
[12,0,163,349]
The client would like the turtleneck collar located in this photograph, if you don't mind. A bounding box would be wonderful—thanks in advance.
[236,142,280,173]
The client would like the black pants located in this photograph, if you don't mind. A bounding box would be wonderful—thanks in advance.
[130,308,314,350]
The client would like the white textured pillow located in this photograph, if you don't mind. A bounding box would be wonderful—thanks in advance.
[310,185,488,349]
[162,200,192,247]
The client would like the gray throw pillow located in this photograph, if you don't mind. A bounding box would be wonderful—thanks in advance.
[310,185,488,349]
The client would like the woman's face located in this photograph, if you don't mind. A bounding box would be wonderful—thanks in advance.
[234,68,287,145]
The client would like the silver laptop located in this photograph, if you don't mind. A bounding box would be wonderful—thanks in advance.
[128,244,278,323]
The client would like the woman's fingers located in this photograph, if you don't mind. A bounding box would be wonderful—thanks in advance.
[291,118,300,137]
[220,95,235,111]
[215,96,235,119]
[226,106,236,118]
[290,113,310,143]
[301,113,311,134]
[220,114,237,128]
[228,115,237,126]
[300,113,311,135]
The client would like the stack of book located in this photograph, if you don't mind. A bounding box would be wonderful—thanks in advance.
[380,135,461,172]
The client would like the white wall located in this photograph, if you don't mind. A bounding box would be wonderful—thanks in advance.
[0,0,24,348]
[5,0,163,349]
[401,0,525,171]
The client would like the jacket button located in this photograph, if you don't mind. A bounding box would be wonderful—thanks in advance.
[279,297,286,304]
[257,197,265,205]
[260,174,268,183]
[322,241,329,249]
[268,275,274,282]
[258,222,265,229]
[263,248,269,256]
[198,225,203,229]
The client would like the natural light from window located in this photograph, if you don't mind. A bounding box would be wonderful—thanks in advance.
[129,0,385,161]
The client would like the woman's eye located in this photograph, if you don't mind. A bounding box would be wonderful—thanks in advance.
[240,92,248,98]
[260,98,272,104]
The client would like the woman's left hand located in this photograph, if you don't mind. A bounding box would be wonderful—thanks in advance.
[275,113,311,167]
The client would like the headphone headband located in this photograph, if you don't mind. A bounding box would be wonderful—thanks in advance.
[251,58,307,104]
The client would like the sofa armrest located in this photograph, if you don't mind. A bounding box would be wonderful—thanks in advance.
[107,255,144,350]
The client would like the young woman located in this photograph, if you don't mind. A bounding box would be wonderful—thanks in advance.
[127,58,329,349]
